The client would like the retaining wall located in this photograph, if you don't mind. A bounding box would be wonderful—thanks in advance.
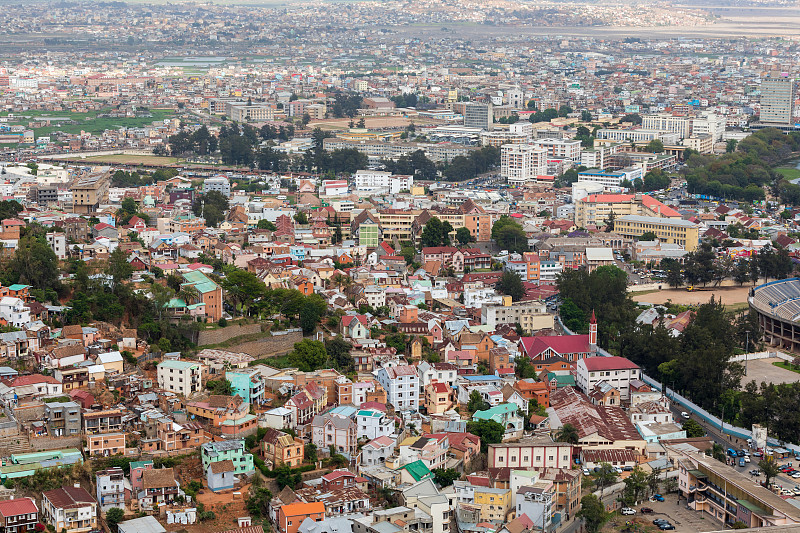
[197,323,263,347]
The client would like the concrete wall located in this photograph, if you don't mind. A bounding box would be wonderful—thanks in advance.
[13,403,44,423]
[197,323,263,347]
[29,435,82,452]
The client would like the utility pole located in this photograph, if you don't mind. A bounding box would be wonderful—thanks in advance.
[745,331,749,376]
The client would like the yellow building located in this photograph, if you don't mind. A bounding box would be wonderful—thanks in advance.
[615,215,700,251]
[575,193,682,228]
[377,209,423,242]
[474,487,512,522]
[71,172,110,215]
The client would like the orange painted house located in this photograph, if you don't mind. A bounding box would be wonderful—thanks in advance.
[279,502,325,533]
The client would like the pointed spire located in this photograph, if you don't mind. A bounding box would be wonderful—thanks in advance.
[590,309,597,324]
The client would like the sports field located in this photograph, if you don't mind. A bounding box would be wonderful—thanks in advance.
[632,285,751,308]
[78,154,181,166]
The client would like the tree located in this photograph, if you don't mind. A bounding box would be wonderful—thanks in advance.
[759,457,780,489]
[622,467,649,504]
[5,233,60,292]
[305,443,317,462]
[646,139,664,153]
[465,419,505,452]
[401,245,416,265]
[491,215,528,254]
[640,231,658,241]
[105,507,125,530]
[433,468,461,487]
[456,227,474,245]
[646,467,662,497]
[682,419,705,438]
[294,211,308,224]
[555,423,579,444]
[467,390,489,414]
[288,339,328,372]
[592,462,618,495]
[275,463,302,490]
[420,217,450,247]
[106,247,133,291]
[581,110,592,122]
[206,379,233,396]
[220,269,265,316]
[726,139,738,153]
[576,494,609,533]
[257,219,277,231]
[496,271,525,302]
[325,336,353,372]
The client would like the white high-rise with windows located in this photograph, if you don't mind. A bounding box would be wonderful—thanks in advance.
[501,144,547,186]
[760,74,795,124]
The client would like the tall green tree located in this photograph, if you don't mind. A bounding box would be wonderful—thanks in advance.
[288,339,328,372]
[496,271,525,302]
[576,494,609,533]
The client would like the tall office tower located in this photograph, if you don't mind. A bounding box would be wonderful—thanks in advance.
[463,102,493,130]
[760,74,795,124]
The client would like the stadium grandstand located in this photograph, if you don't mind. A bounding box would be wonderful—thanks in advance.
[750,278,800,353]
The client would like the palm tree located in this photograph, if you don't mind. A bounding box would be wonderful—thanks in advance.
[555,423,580,444]
[178,284,201,306]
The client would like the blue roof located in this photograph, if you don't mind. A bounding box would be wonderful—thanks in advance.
[330,405,358,418]
[461,375,501,382]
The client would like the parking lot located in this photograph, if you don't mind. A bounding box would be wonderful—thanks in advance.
[742,357,800,386]
[617,498,720,533]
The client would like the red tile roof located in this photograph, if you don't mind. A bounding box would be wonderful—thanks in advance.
[0,497,37,517]
[580,356,639,371]
[12,374,60,386]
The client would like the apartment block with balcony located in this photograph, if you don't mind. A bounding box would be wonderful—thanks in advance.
[83,409,123,434]
[679,453,800,528]
[0,497,38,533]
[42,486,98,533]
[157,359,203,397]
[44,401,82,437]
[86,433,126,457]
[95,467,125,512]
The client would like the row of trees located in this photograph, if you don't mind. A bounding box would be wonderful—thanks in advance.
[529,106,572,123]
[661,243,794,289]
[491,215,528,254]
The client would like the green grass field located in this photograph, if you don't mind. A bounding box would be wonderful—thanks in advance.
[777,167,800,180]
[2,108,176,138]
[773,361,800,374]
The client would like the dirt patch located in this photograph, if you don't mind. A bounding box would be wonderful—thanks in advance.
[179,483,253,533]
[77,154,181,166]
[632,285,751,307]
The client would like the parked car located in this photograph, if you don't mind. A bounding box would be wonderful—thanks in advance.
[651,494,665,502]
[653,519,669,525]
[583,468,591,476]
[623,466,634,471]
[753,451,763,457]
[621,508,636,515]
[659,523,676,530]
[791,472,800,479]
[681,411,690,419]
[749,469,761,476]
[744,455,751,463]
[640,507,654,514]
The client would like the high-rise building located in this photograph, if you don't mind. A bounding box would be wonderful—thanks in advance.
[464,102,493,130]
[760,74,795,124]
[501,144,547,186]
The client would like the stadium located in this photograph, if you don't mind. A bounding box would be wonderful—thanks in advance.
[750,278,800,353]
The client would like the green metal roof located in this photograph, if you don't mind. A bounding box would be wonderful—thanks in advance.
[737,499,768,515]
[7,284,30,291]
[473,403,518,421]
[399,460,432,481]
[182,270,219,294]
[159,360,198,370]
[165,298,187,309]
[130,460,154,470]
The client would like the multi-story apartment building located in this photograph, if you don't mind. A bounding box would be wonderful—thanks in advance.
[201,439,254,476]
[44,401,81,437]
[70,172,109,215]
[356,408,394,441]
[228,103,275,122]
[95,467,125,512]
[354,170,413,195]
[642,114,692,139]
[596,129,680,144]
[580,144,620,170]
[577,167,643,190]
[480,299,553,331]
[760,74,795,125]
[574,192,682,228]
[501,144,547,186]
[488,438,574,470]
[226,368,265,405]
[278,502,325,533]
[679,453,800,528]
[86,433,126,457]
[203,176,231,198]
[576,356,641,401]
[42,486,98,533]
[311,412,358,458]
[83,409,123,434]
[532,138,582,163]
[377,209,423,242]
[375,364,419,412]
[0,497,38,533]
[463,102,493,130]
[130,460,153,493]
[157,359,203,397]
[139,468,183,509]
[614,215,700,252]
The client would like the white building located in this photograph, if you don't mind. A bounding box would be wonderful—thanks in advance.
[416,361,458,393]
[576,356,641,401]
[363,286,386,308]
[375,364,419,412]
[501,144,547,186]
[463,287,503,309]
[47,232,67,259]
[320,180,349,196]
[691,113,727,142]
[360,435,396,467]
[354,170,413,195]
[311,412,357,458]
[157,360,203,397]
[642,114,692,139]
[0,297,30,328]
[203,176,231,198]
[356,408,394,440]
[96,467,126,512]
[532,138,582,163]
